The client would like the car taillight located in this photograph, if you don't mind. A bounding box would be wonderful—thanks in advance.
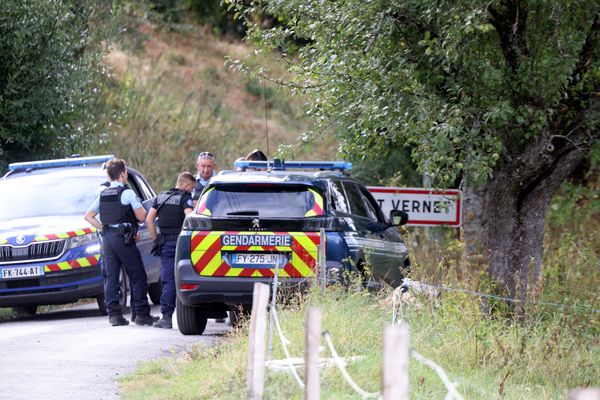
[180,284,198,290]
[182,215,212,231]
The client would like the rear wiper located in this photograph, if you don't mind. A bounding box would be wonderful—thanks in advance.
[227,210,259,216]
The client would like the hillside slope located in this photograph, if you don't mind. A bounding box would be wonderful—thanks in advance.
[100,18,337,190]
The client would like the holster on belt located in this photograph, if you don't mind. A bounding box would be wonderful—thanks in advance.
[151,233,165,257]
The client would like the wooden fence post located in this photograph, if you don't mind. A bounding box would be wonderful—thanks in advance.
[382,323,410,400]
[305,307,322,400]
[247,283,270,400]
[568,388,600,400]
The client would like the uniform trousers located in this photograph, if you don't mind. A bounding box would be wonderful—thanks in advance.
[159,239,177,316]
[101,229,150,317]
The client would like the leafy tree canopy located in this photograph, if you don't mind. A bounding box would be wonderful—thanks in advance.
[0,0,110,171]
[230,0,600,188]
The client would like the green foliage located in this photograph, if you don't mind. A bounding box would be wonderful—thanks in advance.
[352,147,421,187]
[229,0,600,188]
[0,0,112,171]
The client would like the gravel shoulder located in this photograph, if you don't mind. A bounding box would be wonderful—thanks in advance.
[0,303,229,400]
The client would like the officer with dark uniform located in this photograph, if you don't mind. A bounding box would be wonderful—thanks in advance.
[146,172,195,328]
[84,158,157,326]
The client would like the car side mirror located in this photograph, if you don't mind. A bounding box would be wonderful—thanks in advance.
[390,210,409,226]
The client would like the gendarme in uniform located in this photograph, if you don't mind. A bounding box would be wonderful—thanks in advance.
[84,159,156,326]
[155,188,192,323]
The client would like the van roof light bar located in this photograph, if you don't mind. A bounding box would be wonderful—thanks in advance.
[234,159,352,171]
[8,155,115,172]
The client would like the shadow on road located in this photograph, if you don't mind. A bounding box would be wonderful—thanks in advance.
[0,305,102,324]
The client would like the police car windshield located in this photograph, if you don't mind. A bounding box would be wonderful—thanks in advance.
[203,184,323,218]
[0,174,104,221]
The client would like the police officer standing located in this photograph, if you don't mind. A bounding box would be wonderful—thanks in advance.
[146,172,195,329]
[84,158,157,326]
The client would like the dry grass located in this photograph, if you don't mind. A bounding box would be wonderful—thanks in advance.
[97,17,338,190]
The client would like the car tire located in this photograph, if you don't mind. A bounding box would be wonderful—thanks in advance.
[97,293,108,316]
[148,281,163,305]
[13,305,38,316]
[176,298,207,335]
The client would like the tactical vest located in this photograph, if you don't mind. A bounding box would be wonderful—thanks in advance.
[157,188,187,235]
[99,185,136,226]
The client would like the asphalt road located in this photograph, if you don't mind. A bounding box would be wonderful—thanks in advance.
[0,303,230,400]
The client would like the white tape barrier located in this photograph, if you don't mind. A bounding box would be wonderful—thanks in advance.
[270,306,305,389]
[411,349,465,400]
[323,331,381,399]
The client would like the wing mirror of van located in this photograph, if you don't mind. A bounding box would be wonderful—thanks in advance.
[390,210,409,226]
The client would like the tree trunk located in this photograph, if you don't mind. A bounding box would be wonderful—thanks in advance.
[480,131,589,319]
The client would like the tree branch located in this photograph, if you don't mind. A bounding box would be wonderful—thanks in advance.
[365,10,387,54]
[488,0,529,74]
[569,12,600,87]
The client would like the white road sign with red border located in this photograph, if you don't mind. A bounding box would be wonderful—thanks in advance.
[367,187,462,227]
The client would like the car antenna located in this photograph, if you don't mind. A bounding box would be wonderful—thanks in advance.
[263,79,270,157]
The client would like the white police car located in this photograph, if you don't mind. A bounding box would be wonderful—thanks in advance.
[0,155,162,316]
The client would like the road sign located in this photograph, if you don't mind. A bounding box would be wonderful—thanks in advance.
[368,187,462,227]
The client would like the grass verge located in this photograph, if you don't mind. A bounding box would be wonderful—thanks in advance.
[120,283,598,400]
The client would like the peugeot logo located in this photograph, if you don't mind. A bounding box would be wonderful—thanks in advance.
[15,235,26,245]
[252,219,260,229]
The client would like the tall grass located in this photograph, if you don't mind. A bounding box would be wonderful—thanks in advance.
[120,282,598,400]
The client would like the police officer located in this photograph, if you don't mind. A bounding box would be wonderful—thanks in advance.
[146,172,195,328]
[84,158,157,326]
[192,151,216,206]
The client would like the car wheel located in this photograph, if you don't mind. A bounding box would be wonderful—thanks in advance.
[176,298,207,335]
[119,269,128,313]
[148,281,163,305]
[96,293,108,316]
[13,305,38,316]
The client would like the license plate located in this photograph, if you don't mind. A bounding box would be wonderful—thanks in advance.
[1,266,45,279]
[234,253,281,265]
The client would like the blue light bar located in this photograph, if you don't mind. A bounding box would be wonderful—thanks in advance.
[8,155,115,171]
[234,159,352,171]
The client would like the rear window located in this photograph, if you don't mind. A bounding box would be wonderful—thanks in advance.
[0,173,105,221]
[197,184,324,218]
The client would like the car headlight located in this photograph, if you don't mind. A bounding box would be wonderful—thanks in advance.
[67,233,99,250]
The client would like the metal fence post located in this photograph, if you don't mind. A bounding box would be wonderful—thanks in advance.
[247,283,270,400]
[382,323,410,400]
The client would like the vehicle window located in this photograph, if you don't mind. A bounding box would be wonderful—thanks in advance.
[199,184,324,218]
[129,173,154,200]
[342,182,370,219]
[0,175,105,221]
[125,175,145,201]
[329,180,350,213]
[359,185,382,222]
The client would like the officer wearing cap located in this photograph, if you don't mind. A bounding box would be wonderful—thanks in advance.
[146,172,195,329]
[84,158,157,326]
[192,151,216,207]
